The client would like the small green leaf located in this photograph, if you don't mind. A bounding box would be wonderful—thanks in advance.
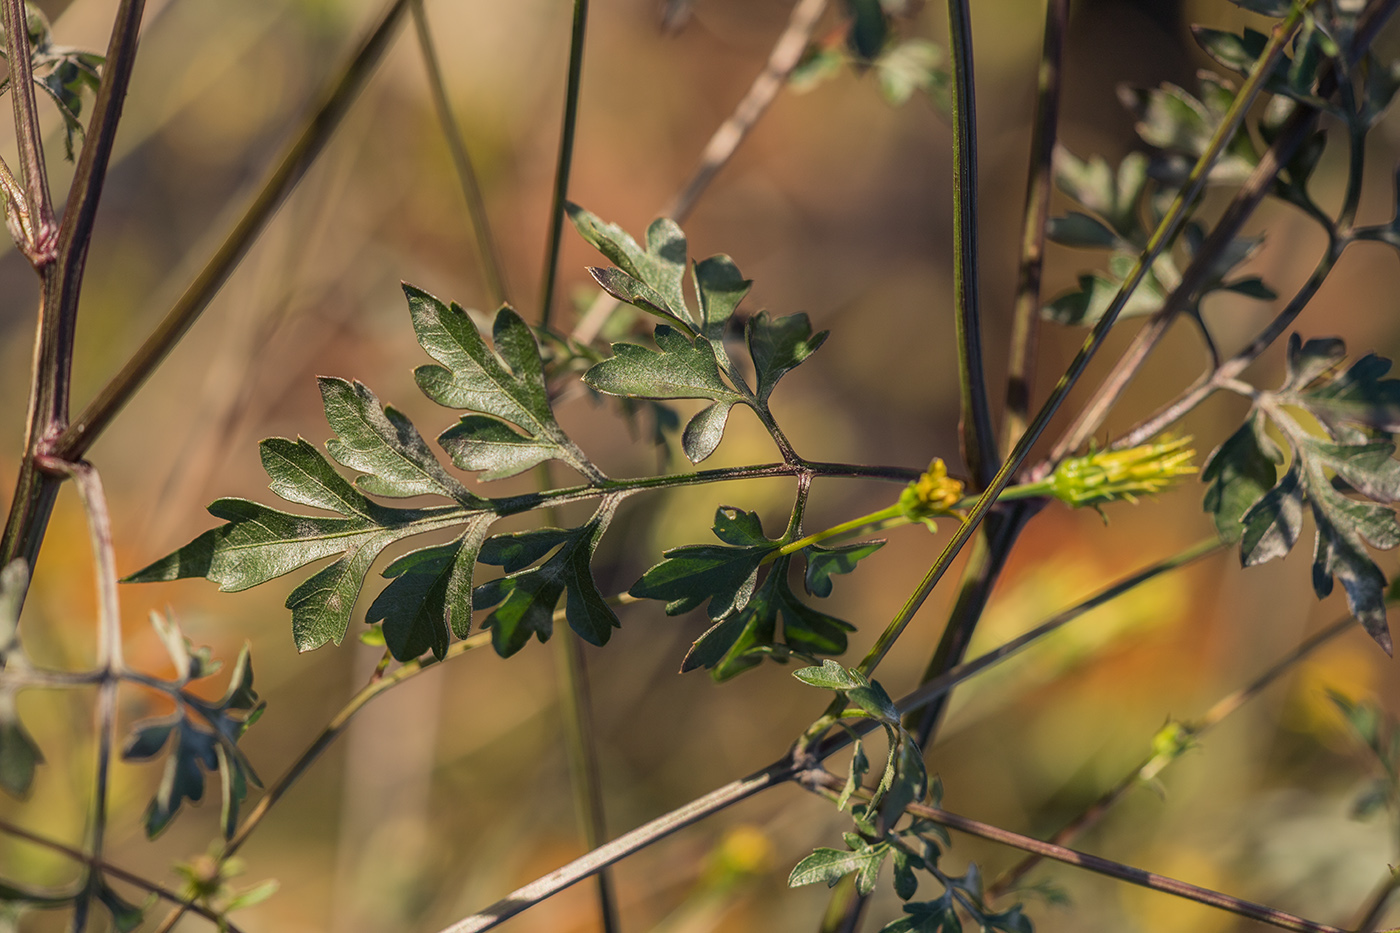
[1202,413,1281,542]
[568,205,695,328]
[788,842,889,895]
[843,0,886,61]
[838,738,869,812]
[585,326,742,404]
[438,415,562,481]
[682,402,736,464]
[891,847,920,901]
[693,255,751,338]
[319,377,477,503]
[793,658,866,690]
[0,694,42,798]
[1239,460,1304,567]
[746,311,829,403]
[805,541,885,597]
[1047,212,1123,249]
[880,894,960,933]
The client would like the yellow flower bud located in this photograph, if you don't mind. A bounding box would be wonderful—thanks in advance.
[1050,437,1196,508]
[898,459,965,526]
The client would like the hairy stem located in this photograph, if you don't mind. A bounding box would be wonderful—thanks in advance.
[410,0,508,307]
[538,0,588,328]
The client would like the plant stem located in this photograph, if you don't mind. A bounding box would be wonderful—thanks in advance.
[987,609,1356,898]
[0,819,244,931]
[410,0,508,307]
[854,3,1310,678]
[805,771,1348,933]
[945,0,997,488]
[36,459,122,931]
[52,0,412,462]
[1352,867,1400,933]
[2,0,56,257]
[570,0,829,346]
[538,461,620,933]
[1043,0,1398,466]
[538,0,588,329]
[1113,232,1342,450]
[1003,0,1068,447]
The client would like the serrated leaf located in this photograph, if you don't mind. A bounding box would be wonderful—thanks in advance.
[891,847,920,901]
[875,38,947,108]
[805,540,885,597]
[438,415,562,481]
[319,377,477,502]
[408,288,598,481]
[1283,334,1346,391]
[880,894,960,933]
[0,693,42,798]
[632,507,775,620]
[1202,414,1281,542]
[585,326,742,404]
[367,518,493,661]
[568,204,695,329]
[746,311,829,403]
[1055,149,1150,240]
[713,506,771,546]
[788,842,889,895]
[1240,459,1304,566]
[681,566,856,680]
[474,498,620,656]
[1041,261,1166,326]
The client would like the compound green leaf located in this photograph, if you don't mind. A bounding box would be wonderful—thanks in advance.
[474,498,621,656]
[408,287,598,481]
[568,204,695,329]
[630,507,776,619]
[320,377,477,503]
[367,517,493,661]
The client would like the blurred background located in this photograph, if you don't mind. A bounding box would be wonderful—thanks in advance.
[1,0,1399,930]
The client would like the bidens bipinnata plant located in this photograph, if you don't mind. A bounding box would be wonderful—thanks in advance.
[1,1,1400,932]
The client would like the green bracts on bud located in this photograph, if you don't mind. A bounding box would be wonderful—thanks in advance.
[898,459,966,528]
[1049,437,1197,508]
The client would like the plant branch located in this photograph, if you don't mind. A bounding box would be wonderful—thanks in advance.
[1004,0,1068,447]
[988,610,1358,898]
[53,0,413,461]
[410,0,508,307]
[2,0,56,259]
[570,0,829,346]
[538,0,588,328]
[803,770,1349,933]
[0,817,243,931]
[851,4,1313,678]
[946,0,997,488]
[1043,0,1398,466]
[35,457,122,931]
[1352,867,1400,933]
[1112,230,1342,450]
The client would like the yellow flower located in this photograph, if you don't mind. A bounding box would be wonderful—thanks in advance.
[1050,437,1196,508]
[898,458,965,525]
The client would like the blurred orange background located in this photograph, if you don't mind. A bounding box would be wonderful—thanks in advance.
[1,1,1398,931]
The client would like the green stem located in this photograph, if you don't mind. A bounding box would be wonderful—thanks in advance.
[946,0,997,487]
[854,4,1313,678]
[2,0,56,257]
[1004,0,1068,447]
[538,0,589,328]
[410,0,508,307]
